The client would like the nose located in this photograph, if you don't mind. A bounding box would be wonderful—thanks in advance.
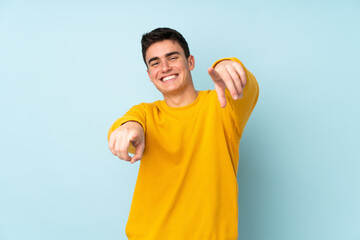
[161,60,171,72]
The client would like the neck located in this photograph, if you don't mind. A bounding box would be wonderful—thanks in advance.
[163,87,199,107]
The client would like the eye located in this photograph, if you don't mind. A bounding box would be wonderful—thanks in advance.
[169,56,178,61]
[151,62,159,67]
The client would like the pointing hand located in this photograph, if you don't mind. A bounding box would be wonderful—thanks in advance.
[208,60,247,108]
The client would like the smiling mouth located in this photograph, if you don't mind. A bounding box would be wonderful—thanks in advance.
[161,74,178,82]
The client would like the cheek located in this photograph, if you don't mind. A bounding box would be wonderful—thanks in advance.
[147,69,153,77]
[179,62,189,71]
[148,70,158,82]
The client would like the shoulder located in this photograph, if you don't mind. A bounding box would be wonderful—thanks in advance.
[129,101,170,117]
[130,101,158,110]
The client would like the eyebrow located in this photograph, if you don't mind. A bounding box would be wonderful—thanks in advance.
[148,51,181,65]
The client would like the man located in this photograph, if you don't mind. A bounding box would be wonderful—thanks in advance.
[108,27,259,240]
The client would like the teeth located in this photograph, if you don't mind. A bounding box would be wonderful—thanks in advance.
[162,75,176,81]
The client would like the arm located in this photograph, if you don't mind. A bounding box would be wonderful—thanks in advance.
[107,103,147,164]
[108,121,145,164]
[208,57,249,108]
[209,57,259,137]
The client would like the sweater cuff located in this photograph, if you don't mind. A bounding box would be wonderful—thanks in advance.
[212,57,245,69]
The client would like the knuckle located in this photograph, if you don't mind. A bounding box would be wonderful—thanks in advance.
[236,80,243,89]
[120,145,129,153]
[110,148,115,155]
[117,153,126,160]
[225,64,233,71]
[233,75,241,84]
[114,146,122,154]
[115,151,121,158]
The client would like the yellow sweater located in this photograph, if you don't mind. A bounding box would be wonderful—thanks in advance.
[108,58,259,240]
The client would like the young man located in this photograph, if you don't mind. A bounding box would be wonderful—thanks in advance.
[108,28,259,240]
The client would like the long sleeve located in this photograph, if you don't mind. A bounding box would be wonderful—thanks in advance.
[107,103,148,153]
[213,57,260,139]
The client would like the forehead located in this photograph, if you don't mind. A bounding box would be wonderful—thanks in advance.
[145,40,185,61]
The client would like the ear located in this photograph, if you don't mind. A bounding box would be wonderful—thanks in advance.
[187,55,195,71]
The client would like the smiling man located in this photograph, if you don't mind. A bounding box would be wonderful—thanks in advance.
[108,27,259,240]
[146,40,196,107]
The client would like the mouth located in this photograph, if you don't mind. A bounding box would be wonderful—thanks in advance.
[161,74,178,82]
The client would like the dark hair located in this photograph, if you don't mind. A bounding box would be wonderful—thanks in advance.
[141,27,190,66]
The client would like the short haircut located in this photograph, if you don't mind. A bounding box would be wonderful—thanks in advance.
[141,27,190,66]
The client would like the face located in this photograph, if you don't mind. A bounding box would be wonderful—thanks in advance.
[145,40,195,96]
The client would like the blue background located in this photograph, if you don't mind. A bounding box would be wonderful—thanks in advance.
[1,0,359,239]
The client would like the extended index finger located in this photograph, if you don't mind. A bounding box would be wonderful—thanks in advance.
[208,67,222,83]
[208,67,227,108]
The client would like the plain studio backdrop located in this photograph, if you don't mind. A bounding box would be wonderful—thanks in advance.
[0,0,359,239]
